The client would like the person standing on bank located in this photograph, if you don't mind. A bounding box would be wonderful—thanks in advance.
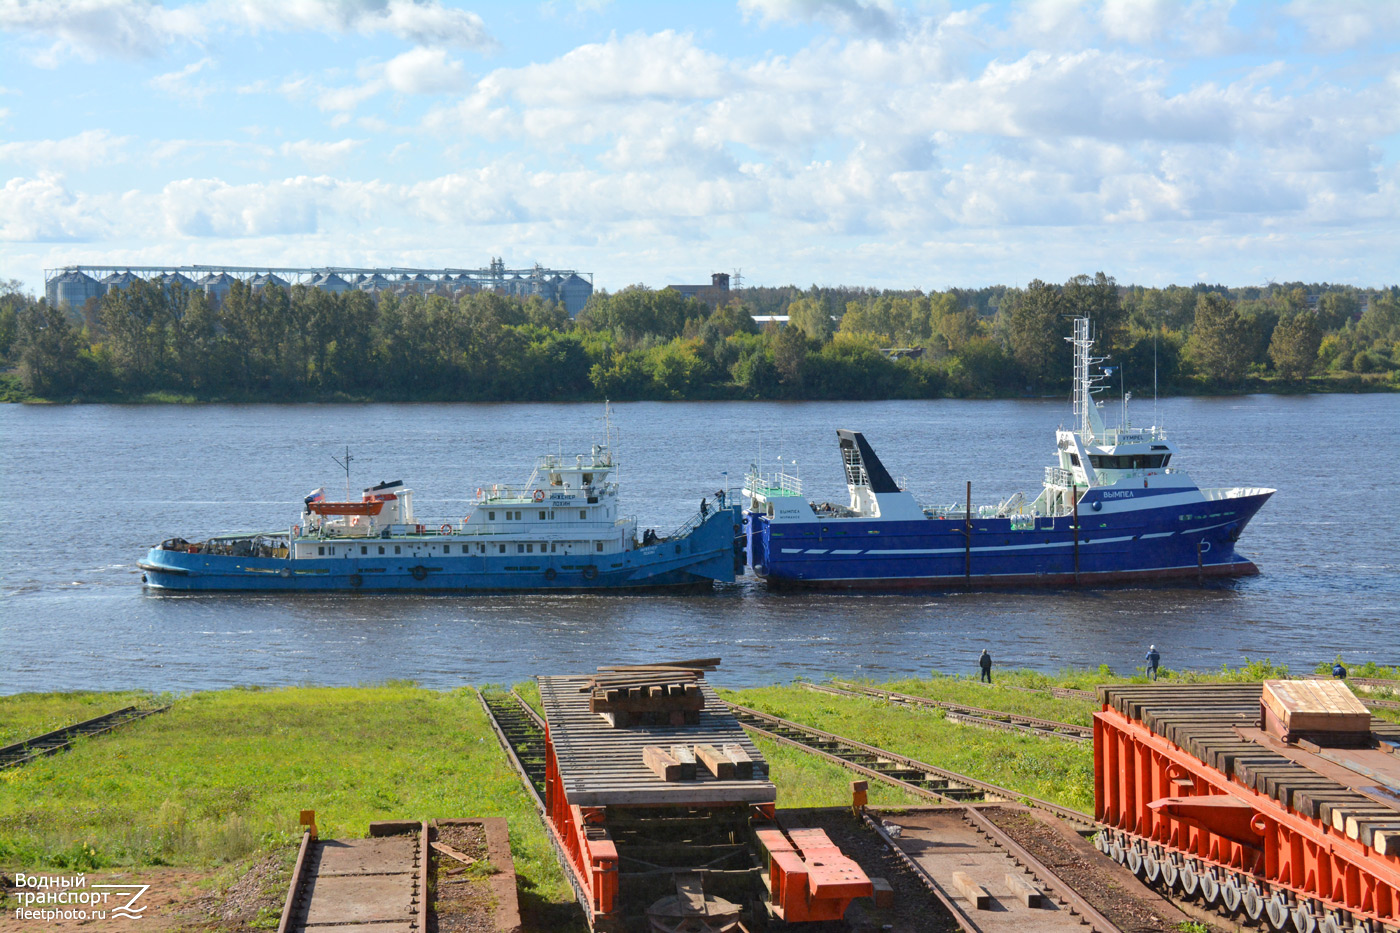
[978,649,992,683]
[1146,645,1161,681]
[1333,660,1347,679]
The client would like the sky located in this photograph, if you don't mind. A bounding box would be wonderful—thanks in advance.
[1,0,1397,296]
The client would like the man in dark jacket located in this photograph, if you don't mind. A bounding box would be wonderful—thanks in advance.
[1332,661,1347,679]
[1146,645,1161,681]
[978,649,992,683]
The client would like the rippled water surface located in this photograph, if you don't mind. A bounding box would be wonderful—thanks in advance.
[2,395,1397,693]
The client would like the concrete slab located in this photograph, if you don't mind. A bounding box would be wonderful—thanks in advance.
[315,836,416,876]
[301,873,415,925]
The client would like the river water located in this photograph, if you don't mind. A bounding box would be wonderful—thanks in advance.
[2,396,1397,694]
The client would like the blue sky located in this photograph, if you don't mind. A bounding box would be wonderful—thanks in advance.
[2,0,1397,295]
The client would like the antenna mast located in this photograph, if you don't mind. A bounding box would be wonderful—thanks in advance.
[331,446,353,501]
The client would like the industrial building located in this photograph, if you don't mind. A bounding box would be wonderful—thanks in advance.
[44,259,595,317]
[666,272,732,309]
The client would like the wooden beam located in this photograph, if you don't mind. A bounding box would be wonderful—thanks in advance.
[1003,872,1042,907]
[643,745,682,782]
[951,871,990,909]
[671,745,697,781]
[722,743,754,779]
[695,744,736,780]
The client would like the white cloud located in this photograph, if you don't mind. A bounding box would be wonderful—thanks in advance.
[0,174,105,241]
[739,0,902,36]
[1285,0,1400,50]
[280,138,363,169]
[148,57,216,100]
[0,0,493,63]
[0,129,130,171]
[383,47,467,94]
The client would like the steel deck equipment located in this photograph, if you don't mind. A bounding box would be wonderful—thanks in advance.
[1094,682,1400,933]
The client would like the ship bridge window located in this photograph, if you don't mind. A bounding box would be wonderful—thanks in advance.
[488,511,495,520]
[582,473,593,484]
[1090,454,1170,470]
[550,473,562,486]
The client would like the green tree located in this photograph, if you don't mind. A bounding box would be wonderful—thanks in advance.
[1005,280,1069,390]
[788,297,834,342]
[1268,313,1322,381]
[1064,273,1125,353]
[1187,293,1249,384]
[17,302,88,397]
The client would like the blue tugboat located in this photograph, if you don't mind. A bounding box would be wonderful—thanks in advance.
[742,317,1274,588]
[141,439,739,592]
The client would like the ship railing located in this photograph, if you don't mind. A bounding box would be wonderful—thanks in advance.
[475,482,613,503]
[1045,466,1077,487]
[744,470,803,498]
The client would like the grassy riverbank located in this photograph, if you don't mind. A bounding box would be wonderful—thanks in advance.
[3,665,1394,928]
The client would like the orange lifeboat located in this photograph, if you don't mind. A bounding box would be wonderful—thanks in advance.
[306,500,386,516]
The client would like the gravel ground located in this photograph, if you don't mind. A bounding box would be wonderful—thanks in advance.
[434,823,497,933]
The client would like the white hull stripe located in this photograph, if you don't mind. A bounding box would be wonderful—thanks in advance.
[774,519,1238,557]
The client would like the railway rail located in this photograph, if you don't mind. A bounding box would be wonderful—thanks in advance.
[722,700,1096,833]
[0,705,170,769]
[814,681,1093,742]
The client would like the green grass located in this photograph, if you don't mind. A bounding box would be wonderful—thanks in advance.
[860,676,1100,726]
[0,684,577,927]
[0,690,168,746]
[721,685,1096,814]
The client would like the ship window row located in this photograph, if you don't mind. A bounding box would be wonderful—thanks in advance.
[314,540,608,557]
[1087,453,1171,470]
[485,509,591,521]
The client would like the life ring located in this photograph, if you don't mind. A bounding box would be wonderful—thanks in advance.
[349,573,363,588]
[544,567,557,581]
[410,565,429,581]
[292,524,301,537]
[476,487,484,500]
[440,523,452,535]
[350,515,360,526]
[582,565,598,580]
[279,567,292,578]
[533,489,545,502]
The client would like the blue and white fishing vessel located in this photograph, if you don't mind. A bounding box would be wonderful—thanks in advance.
[140,440,739,592]
[742,318,1274,588]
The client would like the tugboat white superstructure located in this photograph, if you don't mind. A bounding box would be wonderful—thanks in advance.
[742,317,1274,588]
[140,441,739,592]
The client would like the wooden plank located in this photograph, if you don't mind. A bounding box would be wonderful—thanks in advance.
[951,871,991,909]
[1003,872,1043,908]
[644,745,682,782]
[696,744,736,780]
[676,872,707,916]
[431,841,477,866]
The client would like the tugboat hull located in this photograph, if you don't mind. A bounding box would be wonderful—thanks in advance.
[142,508,739,593]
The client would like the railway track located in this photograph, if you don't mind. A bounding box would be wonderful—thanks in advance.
[277,822,429,933]
[477,689,594,923]
[722,700,1097,833]
[865,806,1122,933]
[0,705,170,769]
[813,681,1093,742]
[480,690,548,803]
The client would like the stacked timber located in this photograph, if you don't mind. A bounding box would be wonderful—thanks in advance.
[582,658,719,727]
[1098,683,1400,856]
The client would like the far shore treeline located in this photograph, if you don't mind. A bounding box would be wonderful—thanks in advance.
[1,273,1397,403]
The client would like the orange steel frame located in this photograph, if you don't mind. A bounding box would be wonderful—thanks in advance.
[544,725,871,926]
[1094,706,1400,927]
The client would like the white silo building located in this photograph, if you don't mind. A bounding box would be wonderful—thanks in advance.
[250,272,289,291]
[560,273,593,317]
[46,270,106,309]
[199,272,236,304]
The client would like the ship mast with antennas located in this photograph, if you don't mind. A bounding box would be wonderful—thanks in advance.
[1068,317,1110,443]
